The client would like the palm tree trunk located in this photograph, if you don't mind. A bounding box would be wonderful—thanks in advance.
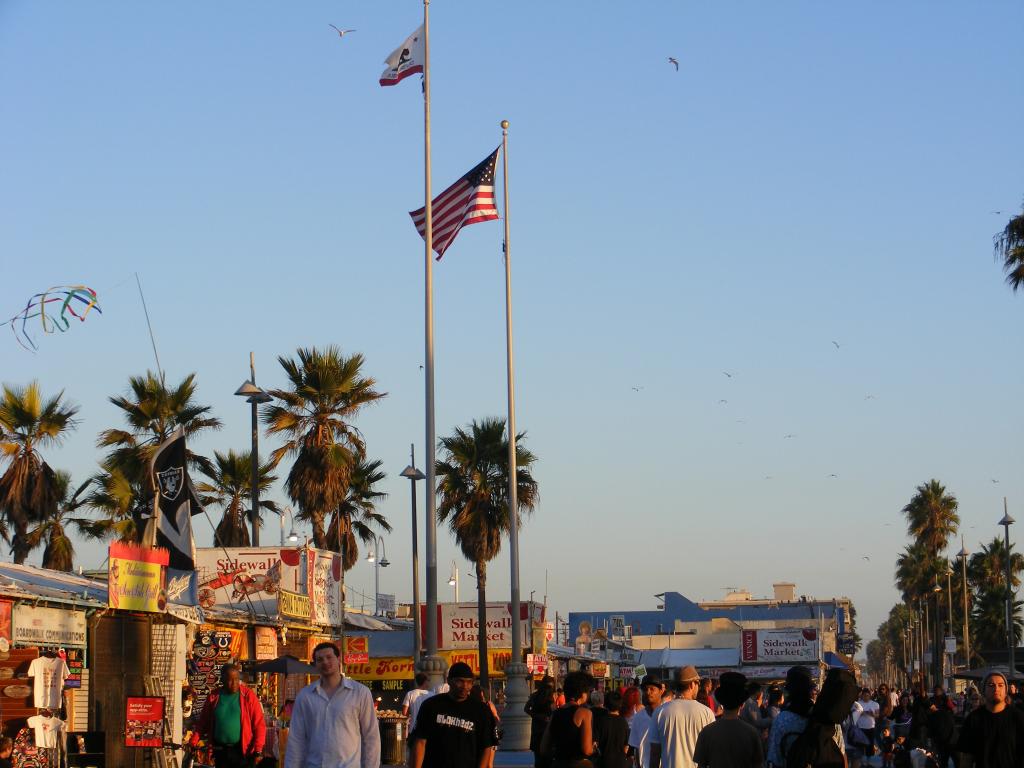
[477,559,489,692]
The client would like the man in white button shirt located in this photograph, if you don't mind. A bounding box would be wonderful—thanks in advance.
[284,641,380,768]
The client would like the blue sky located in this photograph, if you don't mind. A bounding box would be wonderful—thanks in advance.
[1,1,1022,648]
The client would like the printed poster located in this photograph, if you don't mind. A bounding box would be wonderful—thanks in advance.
[0,600,10,652]
[125,696,164,748]
[109,542,168,612]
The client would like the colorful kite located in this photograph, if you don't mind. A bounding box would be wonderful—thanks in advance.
[7,285,101,350]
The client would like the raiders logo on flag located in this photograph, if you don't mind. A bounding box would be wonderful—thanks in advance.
[157,466,184,501]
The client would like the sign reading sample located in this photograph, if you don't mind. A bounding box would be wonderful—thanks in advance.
[125,696,165,748]
[109,542,169,612]
[13,605,87,647]
[741,629,819,663]
[423,601,544,650]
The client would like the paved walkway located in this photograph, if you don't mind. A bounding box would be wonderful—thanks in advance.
[494,751,534,767]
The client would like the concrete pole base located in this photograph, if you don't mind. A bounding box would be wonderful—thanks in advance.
[499,661,531,751]
[418,654,449,691]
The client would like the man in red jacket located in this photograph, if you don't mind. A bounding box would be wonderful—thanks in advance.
[198,664,266,768]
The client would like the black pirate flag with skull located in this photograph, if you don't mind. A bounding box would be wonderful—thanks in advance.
[150,427,201,605]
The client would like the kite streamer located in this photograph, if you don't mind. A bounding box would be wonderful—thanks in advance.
[7,285,101,350]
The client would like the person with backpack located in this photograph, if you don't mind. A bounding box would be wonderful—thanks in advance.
[766,666,849,768]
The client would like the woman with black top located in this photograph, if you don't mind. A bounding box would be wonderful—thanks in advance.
[595,690,629,768]
[527,678,557,768]
[540,671,596,768]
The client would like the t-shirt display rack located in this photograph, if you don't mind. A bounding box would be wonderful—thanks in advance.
[10,648,69,768]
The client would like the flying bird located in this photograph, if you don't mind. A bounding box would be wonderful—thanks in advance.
[992,210,1004,215]
[831,340,841,349]
[991,478,1000,484]
[864,395,876,400]
[631,386,644,392]
[862,556,871,561]
[783,433,796,439]
[329,25,357,38]
[718,399,728,404]
[668,57,679,71]
[828,473,838,478]
[722,371,734,378]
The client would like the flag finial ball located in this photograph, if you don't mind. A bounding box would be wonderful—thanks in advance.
[501,120,510,130]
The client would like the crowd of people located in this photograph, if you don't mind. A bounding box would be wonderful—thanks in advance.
[525,667,1024,768]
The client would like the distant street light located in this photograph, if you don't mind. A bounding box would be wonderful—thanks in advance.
[234,354,272,546]
[367,536,390,615]
[1000,499,1016,674]
[448,562,459,602]
[957,538,971,669]
[280,505,299,546]
[401,447,426,658]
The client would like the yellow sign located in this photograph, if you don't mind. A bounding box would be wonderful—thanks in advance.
[279,589,311,620]
[108,542,168,612]
[343,649,516,681]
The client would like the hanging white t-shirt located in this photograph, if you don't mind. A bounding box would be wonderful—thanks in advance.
[26,714,66,748]
[28,655,70,708]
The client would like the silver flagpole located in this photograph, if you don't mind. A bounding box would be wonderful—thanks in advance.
[499,119,531,749]
[419,0,446,688]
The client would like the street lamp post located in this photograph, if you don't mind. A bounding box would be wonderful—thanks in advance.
[234,353,272,547]
[280,506,299,547]
[945,567,954,688]
[400,447,426,659]
[448,562,459,602]
[931,580,942,688]
[957,538,971,670]
[366,536,390,615]
[999,499,1016,674]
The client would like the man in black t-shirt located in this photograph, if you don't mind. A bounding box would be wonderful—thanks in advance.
[958,670,1024,768]
[411,662,497,768]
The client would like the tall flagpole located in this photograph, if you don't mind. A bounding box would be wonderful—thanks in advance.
[499,119,531,749]
[420,0,446,688]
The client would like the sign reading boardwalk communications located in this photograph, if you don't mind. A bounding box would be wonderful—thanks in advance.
[741,629,819,663]
[109,542,168,612]
[422,601,544,650]
[13,605,87,647]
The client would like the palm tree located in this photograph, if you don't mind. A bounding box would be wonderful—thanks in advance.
[264,347,385,549]
[93,371,221,541]
[968,537,1024,593]
[436,417,539,690]
[971,585,1023,656]
[902,480,959,558]
[895,542,942,602]
[994,203,1024,292]
[195,450,279,547]
[24,471,95,571]
[325,457,390,570]
[0,382,79,563]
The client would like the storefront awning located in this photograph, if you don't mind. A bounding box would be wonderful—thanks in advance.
[639,648,740,669]
[823,651,848,669]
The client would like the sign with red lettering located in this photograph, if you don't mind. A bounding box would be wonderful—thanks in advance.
[741,629,818,663]
[125,696,164,748]
[422,602,544,650]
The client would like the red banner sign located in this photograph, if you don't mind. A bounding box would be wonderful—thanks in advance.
[125,696,164,748]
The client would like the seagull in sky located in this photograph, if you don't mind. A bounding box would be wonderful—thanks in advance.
[991,478,1000,484]
[631,386,644,392]
[783,433,796,439]
[864,394,876,400]
[668,57,679,71]
[718,399,728,405]
[329,25,357,38]
[832,340,841,349]
[992,210,1004,215]
[828,473,838,478]
[863,556,871,561]
[722,371,734,378]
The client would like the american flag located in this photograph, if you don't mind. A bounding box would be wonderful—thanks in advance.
[410,147,500,260]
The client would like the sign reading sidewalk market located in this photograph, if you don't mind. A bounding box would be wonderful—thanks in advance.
[108,542,168,612]
[741,628,819,663]
[421,601,544,650]
[13,605,87,647]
